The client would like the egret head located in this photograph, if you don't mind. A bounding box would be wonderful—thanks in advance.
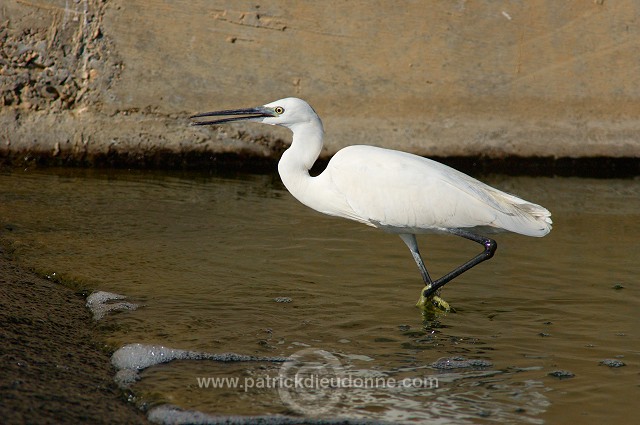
[191,97,319,130]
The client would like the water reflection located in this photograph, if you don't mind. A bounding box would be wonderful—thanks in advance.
[0,168,638,424]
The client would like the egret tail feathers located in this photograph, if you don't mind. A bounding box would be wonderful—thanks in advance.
[490,191,552,237]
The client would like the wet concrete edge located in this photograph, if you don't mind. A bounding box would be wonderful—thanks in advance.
[0,244,150,425]
[1,150,638,178]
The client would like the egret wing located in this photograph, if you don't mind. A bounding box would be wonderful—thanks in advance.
[324,146,551,236]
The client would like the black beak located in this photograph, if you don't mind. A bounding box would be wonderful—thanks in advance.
[190,106,275,126]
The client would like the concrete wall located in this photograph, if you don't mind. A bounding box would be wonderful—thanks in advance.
[1,0,639,166]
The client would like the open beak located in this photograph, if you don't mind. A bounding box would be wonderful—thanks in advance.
[190,106,276,126]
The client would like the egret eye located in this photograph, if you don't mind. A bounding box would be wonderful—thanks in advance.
[274,106,285,115]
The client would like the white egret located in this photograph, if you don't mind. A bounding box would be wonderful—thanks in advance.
[191,98,552,310]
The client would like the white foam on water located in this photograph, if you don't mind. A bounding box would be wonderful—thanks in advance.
[110,343,288,389]
[86,290,139,320]
[111,343,189,371]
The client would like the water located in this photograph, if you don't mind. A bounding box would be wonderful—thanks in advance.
[0,168,638,424]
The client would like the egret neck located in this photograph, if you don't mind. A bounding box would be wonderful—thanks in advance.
[277,116,325,208]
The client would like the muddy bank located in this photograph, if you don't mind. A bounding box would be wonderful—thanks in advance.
[2,1,639,171]
[0,246,149,424]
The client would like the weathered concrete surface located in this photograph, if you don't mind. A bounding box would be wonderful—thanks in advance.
[1,0,639,168]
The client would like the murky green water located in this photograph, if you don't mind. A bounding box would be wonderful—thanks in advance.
[1,168,638,424]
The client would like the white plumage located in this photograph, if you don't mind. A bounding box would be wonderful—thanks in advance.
[304,145,551,236]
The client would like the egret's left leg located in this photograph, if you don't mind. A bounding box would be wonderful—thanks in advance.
[399,234,451,312]
[422,229,497,299]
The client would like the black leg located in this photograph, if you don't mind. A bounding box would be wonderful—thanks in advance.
[422,229,497,298]
[399,234,434,286]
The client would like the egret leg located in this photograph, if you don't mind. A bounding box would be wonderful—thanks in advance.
[399,234,433,286]
[399,234,451,312]
[422,229,497,299]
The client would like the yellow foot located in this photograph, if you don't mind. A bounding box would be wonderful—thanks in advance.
[416,286,452,313]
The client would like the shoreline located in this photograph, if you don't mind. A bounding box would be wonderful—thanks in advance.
[0,246,149,424]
